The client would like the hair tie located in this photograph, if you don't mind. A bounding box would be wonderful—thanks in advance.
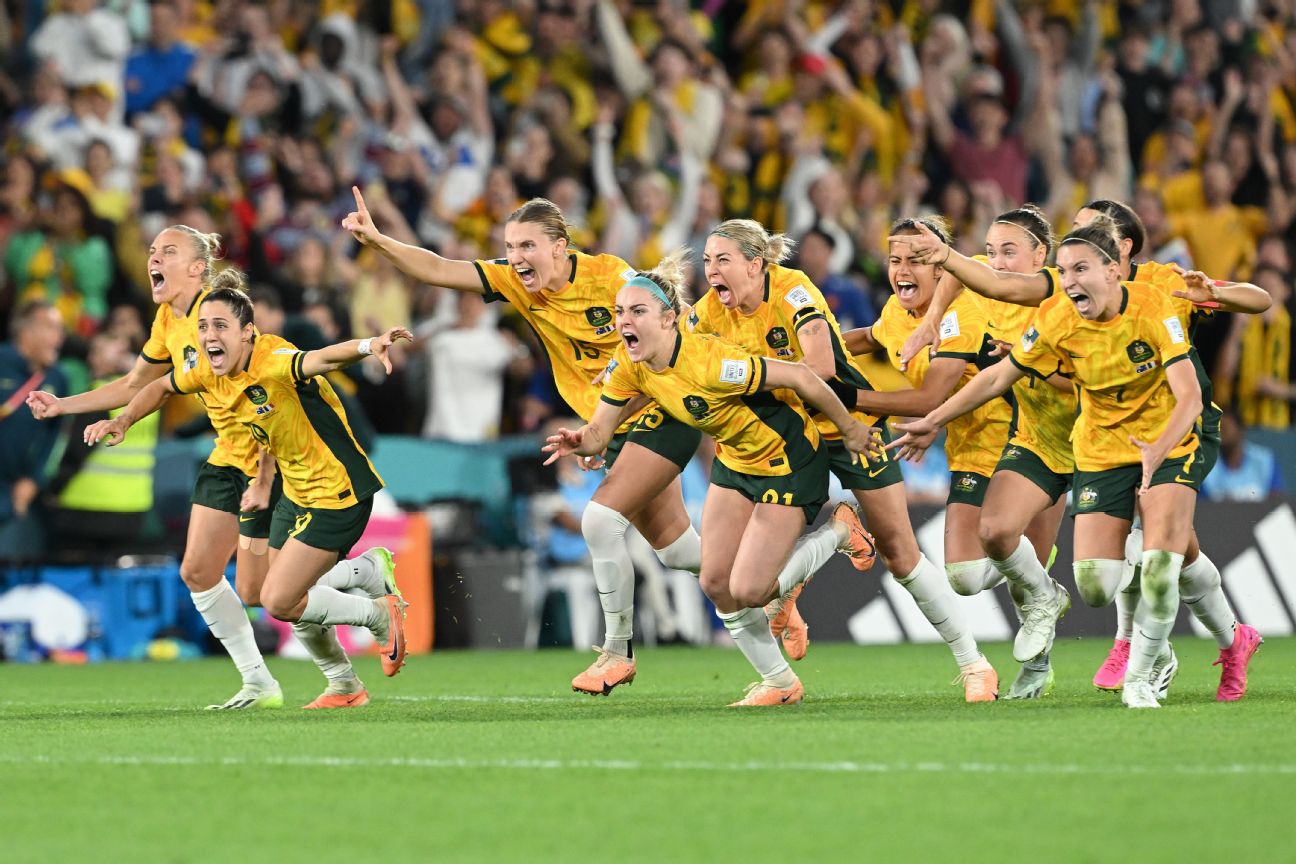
[625,275,674,310]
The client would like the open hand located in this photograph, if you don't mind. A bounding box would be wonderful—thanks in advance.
[888,417,939,462]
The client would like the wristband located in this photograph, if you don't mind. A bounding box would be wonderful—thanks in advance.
[358,338,373,356]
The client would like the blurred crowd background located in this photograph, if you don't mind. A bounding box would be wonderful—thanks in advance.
[2,0,1294,563]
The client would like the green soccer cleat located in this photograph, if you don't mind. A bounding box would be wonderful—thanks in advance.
[1004,662,1056,700]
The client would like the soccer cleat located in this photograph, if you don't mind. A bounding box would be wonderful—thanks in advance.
[372,594,408,677]
[571,646,637,695]
[303,679,370,709]
[1151,642,1179,700]
[766,584,809,661]
[727,677,804,707]
[955,656,999,702]
[1004,663,1055,700]
[1121,679,1160,709]
[1093,638,1131,691]
[1013,579,1071,662]
[365,546,399,600]
[833,502,877,571]
[205,683,284,711]
[1213,623,1263,702]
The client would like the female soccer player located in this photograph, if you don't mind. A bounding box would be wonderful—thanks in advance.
[83,288,410,695]
[543,258,880,706]
[343,188,705,696]
[840,217,1006,701]
[891,218,1254,708]
[692,219,995,701]
[890,202,1266,700]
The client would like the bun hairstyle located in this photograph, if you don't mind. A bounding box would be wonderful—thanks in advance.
[709,219,795,268]
[1082,199,1146,258]
[994,204,1055,255]
[167,225,223,278]
[631,247,692,315]
[889,215,952,247]
[506,198,572,244]
[200,268,255,329]
[1059,215,1122,265]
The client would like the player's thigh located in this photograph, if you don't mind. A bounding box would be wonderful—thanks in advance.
[1072,513,1130,561]
[944,503,986,564]
[728,502,807,607]
[181,504,239,591]
[262,539,343,621]
[1138,484,1198,555]
[698,485,752,610]
[593,442,684,525]
[853,483,920,575]
[977,470,1054,555]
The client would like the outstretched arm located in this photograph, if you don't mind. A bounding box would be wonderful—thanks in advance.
[763,359,884,462]
[28,355,169,419]
[300,327,414,378]
[341,187,483,292]
[1131,360,1201,494]
[889,358,1025,460]
[541,398,637,464]
[1171,265,1274,314]
[83,375,178,446]
[889,222,1052,305]
[856,356,967,418]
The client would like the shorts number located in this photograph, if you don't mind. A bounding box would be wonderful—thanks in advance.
[632,409,664,432]
[569,339,600,360]
[761,489,794,506]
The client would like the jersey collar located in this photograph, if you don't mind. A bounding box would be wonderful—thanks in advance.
[666,332,682,368]
[762,271,770,303]
[1128,262,1140,282]
[567,253,577,285]
[1119,285,1129,314]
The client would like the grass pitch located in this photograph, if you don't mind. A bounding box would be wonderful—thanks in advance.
[2,637,1292,863]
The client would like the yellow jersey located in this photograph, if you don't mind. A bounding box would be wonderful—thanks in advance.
[870,290,1012,475]
[601,328,820,477]
[687,264,882,436]
[476,251,645,432]
[1009,281,1197,472]
[171,334,383,509]
[976,262,1077,475]
[141,288,260,477]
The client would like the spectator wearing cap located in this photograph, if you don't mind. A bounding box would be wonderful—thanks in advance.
[0,301,68,560]
[124,0,198,118]
[795,226,876,332]
[28,0,131,109]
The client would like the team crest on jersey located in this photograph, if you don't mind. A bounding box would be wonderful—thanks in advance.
[585,306,614,336]
[183,345,199,372]
[682,394,710,420]
[1077,487,1099,510]
[1003,446,1022,460]
[954,474,979,493]
[766,327,790,349]
[1126,340,1154,364]
[244,385,269,406]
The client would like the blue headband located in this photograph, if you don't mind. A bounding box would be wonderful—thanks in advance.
[625,275,673,310]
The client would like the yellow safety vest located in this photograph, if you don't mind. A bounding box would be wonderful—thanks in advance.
[58,377,160,513]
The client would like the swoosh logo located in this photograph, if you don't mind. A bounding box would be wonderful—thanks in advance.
[528,305,543,312]
[780,692,794,703]
[1174,475,1194,484]
[867,465,887,478]
[239,515,255,522]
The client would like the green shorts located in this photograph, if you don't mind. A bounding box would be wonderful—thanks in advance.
[995,443,1072,504]
[269,495,374,555]
[604,406,702,472]
[825,430,904,491]
[709,447,829,525]
[190,462,278,539]
[1198,415,1221,478]
[947,471,992,507]
[1072,448,1206,521]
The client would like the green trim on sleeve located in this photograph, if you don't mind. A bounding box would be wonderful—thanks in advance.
[792,309,826,330]
[1163,353,1192,369]
[601,393,630,407]
[141,352,170,365]
[291,352,307,382]
[933,351,978,362]
[473,261,504,302]
[1009,352,1055,380]
[749,357,768,394]
[168,370,187,395]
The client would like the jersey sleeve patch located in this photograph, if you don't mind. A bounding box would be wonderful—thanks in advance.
[620,268,637,283]
[939,310,961,339]
[719,359,749,385]
[1021,326,1040,351]
[785,286,814,309]
[1163,316,1186,344]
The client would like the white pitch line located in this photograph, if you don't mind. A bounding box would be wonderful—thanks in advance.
[0,753,1294,777]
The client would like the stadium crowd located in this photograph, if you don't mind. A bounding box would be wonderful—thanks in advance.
[1,0,1295,558]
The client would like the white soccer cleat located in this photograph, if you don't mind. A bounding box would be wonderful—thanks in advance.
[1121,679,1160,709]
[205,683,284,710]
[359,546,398,599]
[1151,642,1179,700]
[1013,579,1071,662]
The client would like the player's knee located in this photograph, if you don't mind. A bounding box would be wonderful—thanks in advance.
[1073,559,1123,607]
[1139,550,1181,607]
[698,570,730,605]
[731,583,768,609]
[236,582,262,608]
[178,559,219,593]
[581,501,629,553]
[976,518,1017,561]
[259,585,296,621]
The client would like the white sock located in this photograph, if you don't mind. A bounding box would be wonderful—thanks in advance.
[1115,580,1140,641]
[1180,553,1236,649]
[719,607,795,686]
[945,558,1001,595]
[299,585,386,630]
[191,580,274,687]
[775,523,839,596]
[318,552,384,597]
[1127,550,1183,682]
[582,501,634,656]
[291,622,356,681]
[654,526,701,575]
[898,555,981,667]
[990,536,1049,601]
